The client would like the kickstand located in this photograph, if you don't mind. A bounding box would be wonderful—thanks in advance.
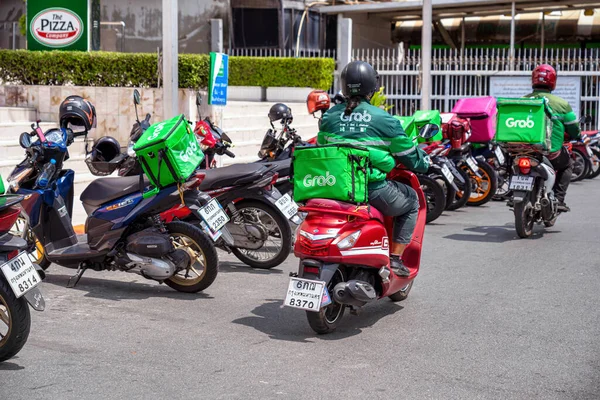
[67,265,86,288]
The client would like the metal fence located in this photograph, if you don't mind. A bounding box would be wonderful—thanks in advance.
[0,21,25,50]
[226,48,336,58]
[353,47,600,130]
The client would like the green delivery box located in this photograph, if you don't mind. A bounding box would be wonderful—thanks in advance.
[495,98,552,150]
[292,144,370,203]
[395,116,417,140]
[413,110,443,143]
[133,114,204,197]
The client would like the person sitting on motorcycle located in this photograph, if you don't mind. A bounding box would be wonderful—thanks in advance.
[318,60,430,277]
[525,64,581,212]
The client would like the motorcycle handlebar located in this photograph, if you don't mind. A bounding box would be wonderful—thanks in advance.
[224,149,235,158]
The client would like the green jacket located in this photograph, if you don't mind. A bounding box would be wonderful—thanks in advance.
[317,100,430,183]
[524,89,581,152]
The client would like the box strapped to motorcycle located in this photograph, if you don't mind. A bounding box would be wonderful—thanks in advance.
[133,114,204,198]
[494,98,553,152]
[292,144,370,203]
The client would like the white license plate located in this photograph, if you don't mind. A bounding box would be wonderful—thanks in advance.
[199,199,229,233]
[274,194,299,220]
[494,146,505,164]
[441,164,454,183]
[1,252,42,298]
[509,175,534,191]
[284,277,325,312]
[466,156,479,172]
[586,145,593,157]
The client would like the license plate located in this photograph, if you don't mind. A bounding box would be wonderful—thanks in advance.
[0,252,42,298]
[199,199,229,233]
[200,221,223,242]
[284,277,325,312]
[274,193,299,220]
[586,145,593,157]
[466,156,479,172]
[441,163,454,183]
[494,146,505,164]
[509,175,534,191]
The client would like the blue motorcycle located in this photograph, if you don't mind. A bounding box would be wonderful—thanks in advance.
[7,122,222,293]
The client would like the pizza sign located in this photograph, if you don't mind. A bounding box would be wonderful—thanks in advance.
[30,8,83,48]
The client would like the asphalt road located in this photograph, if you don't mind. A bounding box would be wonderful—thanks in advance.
[1,180,600,400]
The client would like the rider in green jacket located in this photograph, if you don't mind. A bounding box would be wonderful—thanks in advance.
[524,64,581,211]
[318,61,430,277]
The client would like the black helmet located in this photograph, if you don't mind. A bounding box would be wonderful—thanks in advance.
[340,61,379,98]
[85,136,125,176]
[59,95,97,133]
[268,103,293,125]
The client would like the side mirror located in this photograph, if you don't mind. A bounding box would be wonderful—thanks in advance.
[419,123,440,139]
[133,89,141,105]
[196,92,202,107]
[583,115,593,124]
[19,132,31,149]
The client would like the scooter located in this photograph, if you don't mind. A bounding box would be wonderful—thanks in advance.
[284,124,437,334]
[7,121,221,293]
[0,191,45,362]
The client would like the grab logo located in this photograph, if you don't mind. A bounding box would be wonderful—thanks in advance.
[506,117,535,129]
[30,8,83,48]
[179,139,199,162]
[303,172,337,187]
[340,110,372,123]
[148,122,166,141]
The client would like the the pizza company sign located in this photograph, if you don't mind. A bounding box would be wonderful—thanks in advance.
[30,8,83,47]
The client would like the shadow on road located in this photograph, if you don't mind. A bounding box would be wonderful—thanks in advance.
[219,261,284,275]
[443,223,561,243]
[0,361,25,371]
[42,274,213,301]
[232,299,403,343]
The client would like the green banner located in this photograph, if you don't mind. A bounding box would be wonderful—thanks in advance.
[27,0,90,51]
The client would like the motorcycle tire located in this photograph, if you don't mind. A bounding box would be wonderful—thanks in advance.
[464,160,498,206]
[514,194,535,239]
[12,217,50,271]
[388,281,414,302]
[446,167,471,211]
[164,222,219,293]
[306,269,345,334]
[443,181,457,211]
[230,201,292,270]
[418,175,446,224]
[0,277,31,362]
[586,148,600,179]
[571,149,591,182]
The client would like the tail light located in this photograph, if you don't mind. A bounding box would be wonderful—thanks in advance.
[0,206,21,234]
[518,158,532,174]
[7,250,18,260]
[303,265,320,275]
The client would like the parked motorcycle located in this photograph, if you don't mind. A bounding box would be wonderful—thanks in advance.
[0,191,45,362]
[284,125,437,334]
[585,130,600,179]
[7,121,220,292]
[569,135,593,182]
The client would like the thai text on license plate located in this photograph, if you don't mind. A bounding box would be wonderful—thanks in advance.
[0,252,42,298]
[509,175,534,191]
[466,156,479,172]
[275,194,299,220]
[284,277,325,312]
[199,198,229,233]
[494,146,506,164]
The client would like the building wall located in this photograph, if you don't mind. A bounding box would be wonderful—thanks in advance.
[349,13,393,49]
[0,0,25,49]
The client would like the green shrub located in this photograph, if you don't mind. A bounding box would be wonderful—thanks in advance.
[0,50,334,90]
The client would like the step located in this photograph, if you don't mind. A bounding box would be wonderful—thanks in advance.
[221,114,316,131]
[223,101,310,117]
[0,107,37,122]
[0,122,57,140]
[225,123,318,143]
[0,138,87,159]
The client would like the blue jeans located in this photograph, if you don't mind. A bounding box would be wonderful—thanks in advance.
[368,180,419,244]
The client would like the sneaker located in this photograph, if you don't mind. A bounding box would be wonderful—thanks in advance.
[390,256,410,277]
[557,202,570,212]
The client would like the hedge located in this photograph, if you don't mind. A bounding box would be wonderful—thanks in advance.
[0,50,335,90]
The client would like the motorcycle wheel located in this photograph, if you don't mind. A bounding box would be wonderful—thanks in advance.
[462,160,498,206]
[586,148,600,179]
[446,167,471,211]
[10,216,50,271]
[0,278,31,362]
[230,201,292,270]
[388,281,414,302]
[418,175,446,224]
[514,195,535,239]
[571,149,591,182]
[306,269,345,334]
[164,222,219,293]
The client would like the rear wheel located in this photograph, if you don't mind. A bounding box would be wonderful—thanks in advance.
[417,175,446,224]
[0,278,31,362]
[165,222,219,293]
[514,194,535,238]
[571,149,591,182]
[306,269,345,334]
[388,281,414,302]
[446,166,471,211]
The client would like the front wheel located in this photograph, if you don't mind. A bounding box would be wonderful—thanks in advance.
[10,216,50,271]
[587,148,600,179]
[446,166,471,211]
[0,278,31,362]
[418,175,446,224]
[164,222,219,293]
[514,195,535,238]
[464,160,498,206]
[571,149,591,182]
[306,269,345,334]
[388,281,414,302]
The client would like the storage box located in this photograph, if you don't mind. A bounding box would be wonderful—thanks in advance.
[494,98,552,150]
[133,114,204,197]
[452,96,497,142]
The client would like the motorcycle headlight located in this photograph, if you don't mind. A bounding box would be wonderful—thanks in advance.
[336,230,361,250]
[127,143,135,157]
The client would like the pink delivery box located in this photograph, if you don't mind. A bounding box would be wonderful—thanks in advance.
[451,96,497,143]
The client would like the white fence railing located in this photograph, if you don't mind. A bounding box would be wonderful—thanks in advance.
[227,48,336,59]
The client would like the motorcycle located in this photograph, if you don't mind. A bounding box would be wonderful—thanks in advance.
[284,124,437,334]
[0,191,45,362]
[584,130,600,179]
[7,121,220,292]
[569,136,593,182]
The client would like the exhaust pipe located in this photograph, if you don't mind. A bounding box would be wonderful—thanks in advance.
[540,196,554,220]
[333,280,377,307]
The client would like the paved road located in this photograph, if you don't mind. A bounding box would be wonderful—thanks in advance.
[2,180,600,400]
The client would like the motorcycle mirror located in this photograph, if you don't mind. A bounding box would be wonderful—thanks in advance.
[133,89,141,124]
[419,124,440,139]
[19,132,31,149]
[583,115,593,124]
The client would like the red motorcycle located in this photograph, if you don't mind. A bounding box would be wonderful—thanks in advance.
[284,166,427,334]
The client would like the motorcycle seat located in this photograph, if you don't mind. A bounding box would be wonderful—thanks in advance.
[80,176,147,207]
[199,163,272,190]
[304,199,384,223]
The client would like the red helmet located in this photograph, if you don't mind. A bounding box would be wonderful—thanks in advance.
[532,64,557,91]
[306,90,330,115]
